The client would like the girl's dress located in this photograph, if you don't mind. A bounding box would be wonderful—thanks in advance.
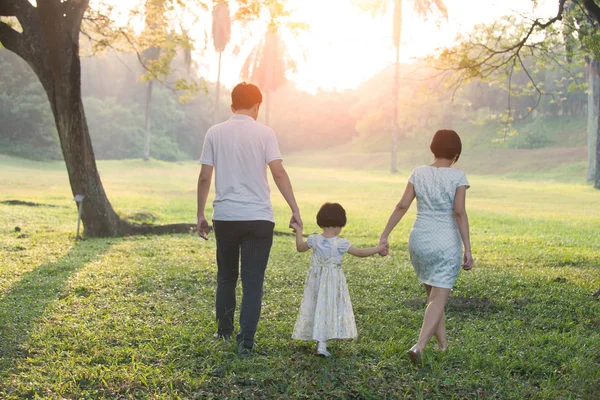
[408,166,470,289]
[292,234,357,342]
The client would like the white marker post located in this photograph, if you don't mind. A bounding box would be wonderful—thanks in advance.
[74,194,85,239]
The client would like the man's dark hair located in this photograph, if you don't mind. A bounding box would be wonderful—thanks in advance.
[231,82,263,110]
[430,129,462,162]
[316,202,347,228]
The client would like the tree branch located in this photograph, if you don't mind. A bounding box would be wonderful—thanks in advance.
[0,20,28,61]
[0,0,33,18]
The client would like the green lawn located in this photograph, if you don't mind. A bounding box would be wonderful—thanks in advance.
[0,154,599,399]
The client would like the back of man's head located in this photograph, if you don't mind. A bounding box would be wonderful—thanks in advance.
[231,82,263,111]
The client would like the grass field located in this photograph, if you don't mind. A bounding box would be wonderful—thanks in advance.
[0,154,599,399]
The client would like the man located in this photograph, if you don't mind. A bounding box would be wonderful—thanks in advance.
[197,82,302,356]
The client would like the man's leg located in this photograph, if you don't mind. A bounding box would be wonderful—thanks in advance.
[237,221,274,349]
[213,220,241,338]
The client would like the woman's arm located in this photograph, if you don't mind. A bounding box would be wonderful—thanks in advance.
[454,186,473,270]
[291,222,310,252]
[348,244,387,257]
[378,182,416,247]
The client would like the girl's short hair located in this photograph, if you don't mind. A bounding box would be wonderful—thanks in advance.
[317,202,347,228]
[430,129,462,162]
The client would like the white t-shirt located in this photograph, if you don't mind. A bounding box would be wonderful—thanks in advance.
[200,114,282,222]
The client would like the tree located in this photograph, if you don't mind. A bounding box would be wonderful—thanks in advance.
[434,0,600,189]
[239,0,306,126]
[563,0,600,180]
[141,0,166,161]
[212,0,231,124]
[0,0,208,236]
[355,0,448,173]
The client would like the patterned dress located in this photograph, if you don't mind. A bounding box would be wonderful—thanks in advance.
[292,235,357,342]
[408,166,470,289]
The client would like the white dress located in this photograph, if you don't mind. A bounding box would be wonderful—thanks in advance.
[292,234,357,342]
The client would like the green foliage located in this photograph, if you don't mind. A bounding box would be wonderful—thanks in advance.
[0,51,61,160]
[0,157,599,398]
[83,89,189,161]
[0,48,211,161]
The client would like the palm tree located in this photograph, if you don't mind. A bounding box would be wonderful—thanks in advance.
[358,0,447,172]
[212,0,231,124]
[240,2,305,126]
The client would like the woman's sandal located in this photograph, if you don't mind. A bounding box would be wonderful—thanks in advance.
[407,348,423,365]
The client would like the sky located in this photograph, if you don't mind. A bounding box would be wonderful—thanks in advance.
[94,0,561,93]
[198,0,560,93]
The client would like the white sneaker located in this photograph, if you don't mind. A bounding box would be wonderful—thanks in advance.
[317,341,331,357]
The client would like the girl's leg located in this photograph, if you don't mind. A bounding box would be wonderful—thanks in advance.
[425,285,447,350]
[412,286,451,353]
[317,341,331,357]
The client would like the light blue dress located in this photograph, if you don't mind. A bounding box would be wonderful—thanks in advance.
[408,166,470,289]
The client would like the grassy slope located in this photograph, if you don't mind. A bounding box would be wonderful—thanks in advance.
[286,115,589,183]
[0,155,599,399]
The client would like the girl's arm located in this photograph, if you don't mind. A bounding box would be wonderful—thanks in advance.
[291,222,310,252]
[379,182,416,247]
[348,244,387,257]
[453,186,473,270]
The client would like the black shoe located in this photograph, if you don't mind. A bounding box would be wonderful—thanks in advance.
[237,342,254,358]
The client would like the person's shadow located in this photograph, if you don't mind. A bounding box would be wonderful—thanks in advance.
[0,240,114,377]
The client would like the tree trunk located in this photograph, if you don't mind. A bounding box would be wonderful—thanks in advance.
[391,0,402,174]
[265,90,271,126]
[29,6,123,236]
[214,51,222,125]
[391,44,400,174]
[595,93,600,189]
[586,58,599,182]
[144,80,154,161]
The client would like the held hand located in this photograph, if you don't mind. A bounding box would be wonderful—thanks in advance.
[376,244,389,256]
[378,237,390,256]
[462,250,473,270]
[289,221,302,233]
[290,210,303,230]
[197,215,210,240]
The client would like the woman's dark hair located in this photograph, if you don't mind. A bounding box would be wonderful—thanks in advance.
[316,202,347,228]
[231,82,263,110]
[430,129,462,162]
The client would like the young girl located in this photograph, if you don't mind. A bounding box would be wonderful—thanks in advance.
[290,202,386,357]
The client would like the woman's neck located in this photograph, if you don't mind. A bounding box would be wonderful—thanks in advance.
[430,157,455,168]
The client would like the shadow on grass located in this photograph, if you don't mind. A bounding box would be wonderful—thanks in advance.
[0,239,114,377]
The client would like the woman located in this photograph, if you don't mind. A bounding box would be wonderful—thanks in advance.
[379,129,473,365]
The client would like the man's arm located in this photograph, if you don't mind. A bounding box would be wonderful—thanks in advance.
[268,159,302,228]
[196,164,213,239]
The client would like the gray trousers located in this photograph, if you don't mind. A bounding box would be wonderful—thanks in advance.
[213,220,274,347]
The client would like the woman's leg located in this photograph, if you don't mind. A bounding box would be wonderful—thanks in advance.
[413,286,451,352]
[425,285,447,350]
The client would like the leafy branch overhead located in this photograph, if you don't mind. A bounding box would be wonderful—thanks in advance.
[80,0,207,101]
